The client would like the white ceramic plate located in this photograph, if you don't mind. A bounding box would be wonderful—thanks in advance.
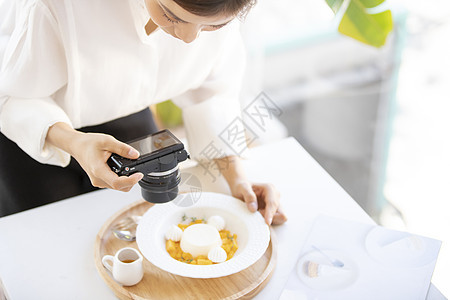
[136,192,270,278]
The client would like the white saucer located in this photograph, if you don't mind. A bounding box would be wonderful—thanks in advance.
[296,249,359,290]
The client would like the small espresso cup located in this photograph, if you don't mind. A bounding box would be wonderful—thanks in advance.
[102,247,144,286]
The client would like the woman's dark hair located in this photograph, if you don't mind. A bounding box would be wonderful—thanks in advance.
[173,0,256,18]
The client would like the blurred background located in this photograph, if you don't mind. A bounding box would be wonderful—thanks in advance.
[156,0,449,296]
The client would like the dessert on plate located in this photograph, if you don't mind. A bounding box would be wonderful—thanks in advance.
[165,215,238,265]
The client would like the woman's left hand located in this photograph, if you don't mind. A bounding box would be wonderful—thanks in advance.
[230,181,287,225]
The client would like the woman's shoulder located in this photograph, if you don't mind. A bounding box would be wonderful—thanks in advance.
[1,0,61,26]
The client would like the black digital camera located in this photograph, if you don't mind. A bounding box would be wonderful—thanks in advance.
[107,129,189,203]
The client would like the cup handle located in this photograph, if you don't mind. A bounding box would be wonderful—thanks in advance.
[102,255,114,273]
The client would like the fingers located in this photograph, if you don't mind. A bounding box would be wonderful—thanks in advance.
[72,133,143,192]
[91,163,143,191]
[253,184,280,225]
[252,183,282,225]
[258,209,288,225]
[96,136,142,191]
[111,172,144,192]
[240,183,258,212]
[272,209,288,225]
[115,172,144,192]
[101,135,140,159]
[230,181,287,225]
[264,199,278,225]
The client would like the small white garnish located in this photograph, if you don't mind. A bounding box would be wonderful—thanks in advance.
[208,246,227,263]
[207,215,226,231]
[165,224,183,242]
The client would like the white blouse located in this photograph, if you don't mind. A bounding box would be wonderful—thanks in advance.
[0,0,246,166]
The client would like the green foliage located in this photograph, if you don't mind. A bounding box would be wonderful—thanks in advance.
[325,0,345,13]
[155,100,183,127]
[325,0,393,47]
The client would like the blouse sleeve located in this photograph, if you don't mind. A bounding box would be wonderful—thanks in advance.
[171,22,248,161]
[0,0,72,167]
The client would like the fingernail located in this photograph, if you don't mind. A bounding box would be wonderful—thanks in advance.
[128,148,139,157]
[249,202,257,212]
[267,217,273,225]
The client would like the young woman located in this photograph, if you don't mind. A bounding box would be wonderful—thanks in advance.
[0,0,287,224]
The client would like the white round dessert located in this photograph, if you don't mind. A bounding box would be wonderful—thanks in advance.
[180,224,222,257]
[207,215,226,231]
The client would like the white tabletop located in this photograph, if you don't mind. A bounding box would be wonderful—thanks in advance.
[0,137,444,299]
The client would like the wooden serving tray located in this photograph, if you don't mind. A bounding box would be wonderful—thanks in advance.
[94,199,277,300]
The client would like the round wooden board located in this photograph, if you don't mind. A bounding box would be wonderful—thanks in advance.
[94,199,277,300]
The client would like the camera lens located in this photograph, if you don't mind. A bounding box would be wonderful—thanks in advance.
[138,166,181,203]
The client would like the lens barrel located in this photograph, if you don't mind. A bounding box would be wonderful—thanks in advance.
[138,167,181,203]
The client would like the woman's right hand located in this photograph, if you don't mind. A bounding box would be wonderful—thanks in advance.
[46,122,143,192]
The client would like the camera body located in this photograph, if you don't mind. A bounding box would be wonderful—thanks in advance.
[107,129,189,203]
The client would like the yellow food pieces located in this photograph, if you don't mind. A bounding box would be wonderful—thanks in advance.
[177,224,189,231]
[196,255,213,265]
[166,220,238,265]
[220,231,238,260]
